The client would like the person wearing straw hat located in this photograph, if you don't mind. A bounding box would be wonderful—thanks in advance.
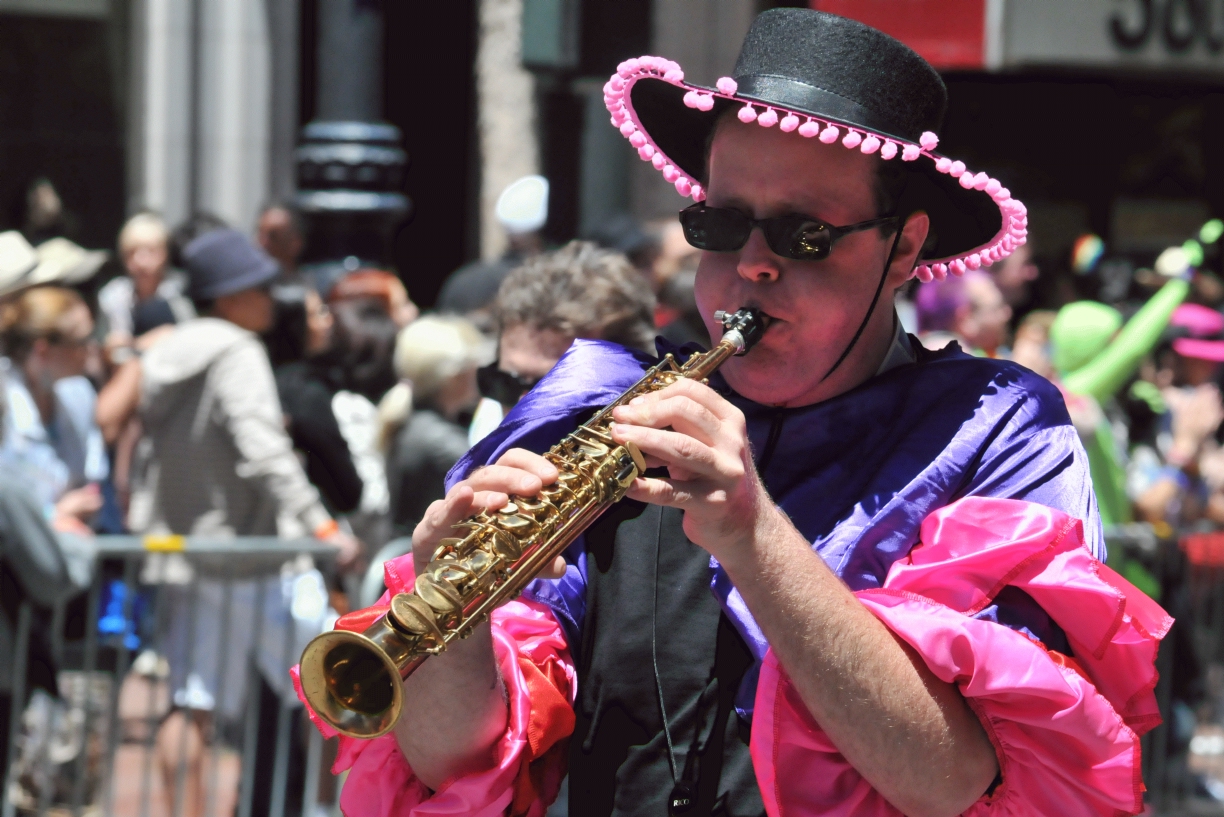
[297,11,1165,817]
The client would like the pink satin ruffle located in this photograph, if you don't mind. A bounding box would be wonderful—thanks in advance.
[750,497,1171,817]
[291,553,576,817]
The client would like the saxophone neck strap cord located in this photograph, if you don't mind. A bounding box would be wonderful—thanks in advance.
[653,512,698,816]
[820,222,907,383]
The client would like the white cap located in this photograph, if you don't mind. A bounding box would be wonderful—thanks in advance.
[0,231,38,297]
[29,238,108,286]
[495,175,549,235]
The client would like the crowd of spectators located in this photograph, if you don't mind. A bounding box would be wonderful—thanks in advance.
[11,170,1224,808]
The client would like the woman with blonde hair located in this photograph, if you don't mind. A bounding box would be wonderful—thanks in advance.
[380,314,490,537]
[0,286,107,530]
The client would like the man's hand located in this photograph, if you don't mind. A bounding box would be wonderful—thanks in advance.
[412,449,568,583]
[608,378,776,562]
[397,448,563,790]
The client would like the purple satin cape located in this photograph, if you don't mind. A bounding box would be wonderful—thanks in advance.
[446,338,1101,719]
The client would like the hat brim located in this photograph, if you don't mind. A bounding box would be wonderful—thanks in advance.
[1173,338,1224,363]
[604,58,1028,282]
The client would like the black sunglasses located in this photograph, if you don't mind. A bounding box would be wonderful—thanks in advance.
[477,362,541,406]
[679,203,897,261]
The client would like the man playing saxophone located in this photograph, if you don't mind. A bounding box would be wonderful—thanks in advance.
[296,11,1166,817]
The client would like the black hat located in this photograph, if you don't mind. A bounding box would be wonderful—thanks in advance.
[183,228,279,301]
[603,8,1027,282]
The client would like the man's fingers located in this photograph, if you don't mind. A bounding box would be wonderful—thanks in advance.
[609,423,728,480]
[625,476,698,508]
[414,488,474,545]
[612,393,721,444]
[538,555,568,580]
[470,490,510,510]
[465,464,546,497]
[495,448,559,483]
[627,378,739,422]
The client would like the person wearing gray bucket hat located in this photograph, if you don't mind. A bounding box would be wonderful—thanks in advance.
[183,228,279,323]
[97,228,363,817]
[308,11,1157,817]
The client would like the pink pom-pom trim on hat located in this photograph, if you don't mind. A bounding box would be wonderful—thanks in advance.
[602,55,1027,280]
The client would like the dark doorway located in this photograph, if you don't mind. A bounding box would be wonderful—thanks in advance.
[0,12,127,250]
[300,0,479,308]
[383,1,480,308]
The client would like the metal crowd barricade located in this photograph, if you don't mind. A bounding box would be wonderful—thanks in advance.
[1113,522,1224,815]
[3,535,341,817]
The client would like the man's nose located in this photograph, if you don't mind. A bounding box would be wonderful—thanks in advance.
[736,229,781,284]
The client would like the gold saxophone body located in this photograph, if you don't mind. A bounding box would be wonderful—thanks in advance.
[299,308,766,738]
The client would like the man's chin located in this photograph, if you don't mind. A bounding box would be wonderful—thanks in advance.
[721,354,824,407]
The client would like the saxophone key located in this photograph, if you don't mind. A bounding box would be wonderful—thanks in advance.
[415,574,465,615]
[388,593,445,641]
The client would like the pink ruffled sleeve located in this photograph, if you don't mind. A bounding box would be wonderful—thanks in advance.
[290,554,576,817]
[750,497,1171,817]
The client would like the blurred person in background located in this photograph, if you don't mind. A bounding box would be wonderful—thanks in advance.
[19,178,77,246]
[98,212,195,365]
[266,284,363,516]
[436,175,548,329]
[257,202,305,280]
[329,268,419,329]
[379,315,489,539]
[320,297,400,547]
[587,212,662,282]
[988,241,1039,317]
[102,228,360,548]
[913,271,1011,356]
[468,240,656,444]
[0,286,107,533]
[167,211,228,270]
[1010,309,1056,379]
[1129,304,1224,528]
[96,228,360,817]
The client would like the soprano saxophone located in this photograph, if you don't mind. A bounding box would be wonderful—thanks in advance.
[299,308,766,738]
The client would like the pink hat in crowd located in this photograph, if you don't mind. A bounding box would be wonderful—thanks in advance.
[1171,303,1224,362]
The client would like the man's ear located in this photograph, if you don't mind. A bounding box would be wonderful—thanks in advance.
[886,210,931,287]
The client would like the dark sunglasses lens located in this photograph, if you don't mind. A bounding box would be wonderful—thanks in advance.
[766,216,832,260]
[680,207,752,252]
[477,364,534,405]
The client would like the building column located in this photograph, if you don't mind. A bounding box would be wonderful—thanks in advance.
[630,0,754,223]
[476,0,539,261]
[129,0,284,230]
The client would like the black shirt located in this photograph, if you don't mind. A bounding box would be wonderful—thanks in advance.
[566,499,764,817]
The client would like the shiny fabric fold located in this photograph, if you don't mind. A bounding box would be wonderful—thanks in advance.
[750,497,1169,817]
[447,337,1103,719]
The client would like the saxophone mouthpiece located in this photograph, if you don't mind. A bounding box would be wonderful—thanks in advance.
[717,307,768,355]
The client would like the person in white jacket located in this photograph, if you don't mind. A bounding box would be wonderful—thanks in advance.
[98,228,358,817]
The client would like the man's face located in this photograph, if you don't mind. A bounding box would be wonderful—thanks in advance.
[123,238,168,301]
[990,244,1038,308]
[960,275,1012,354]
[258,208,304,270]
[215,286,275,334]
[498,323,573,382]
[695,120,926,407]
